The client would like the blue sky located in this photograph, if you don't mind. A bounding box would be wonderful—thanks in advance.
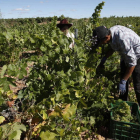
[0,0,140,19]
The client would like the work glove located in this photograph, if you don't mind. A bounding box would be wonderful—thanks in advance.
[119,79,127,95]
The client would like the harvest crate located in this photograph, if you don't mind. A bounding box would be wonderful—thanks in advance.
[110,101,140,140]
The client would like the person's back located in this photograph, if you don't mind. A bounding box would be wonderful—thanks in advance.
[110,25,140,47]
[110,25,140,66]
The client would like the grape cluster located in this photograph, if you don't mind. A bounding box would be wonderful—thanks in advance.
[1,107,18,120]
[112,100,133,123]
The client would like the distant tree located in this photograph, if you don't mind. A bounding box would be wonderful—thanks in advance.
[36,17,42,23]
[59,15,65,20]
[47,17,52,22]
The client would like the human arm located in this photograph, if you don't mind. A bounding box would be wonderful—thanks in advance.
[122,66,135,81]
[104,48,115,58]
[98,47,115,67]
[118,39,137,94]
[118,35,138,94]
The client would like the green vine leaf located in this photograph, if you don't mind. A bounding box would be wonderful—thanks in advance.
[1,65,7,78]
[40,131,58,140]
[0,116,5,124]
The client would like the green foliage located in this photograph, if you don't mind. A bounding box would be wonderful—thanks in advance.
[0,1,139,139]
[91,1,105,27]
[0,122,26,140]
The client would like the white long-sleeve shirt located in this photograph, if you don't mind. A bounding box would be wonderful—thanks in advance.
[66,31,74,49]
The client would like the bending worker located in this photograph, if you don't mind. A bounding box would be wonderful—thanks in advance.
[93,25,140,106]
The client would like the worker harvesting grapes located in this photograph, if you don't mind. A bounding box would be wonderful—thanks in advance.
[93,25,140,106]
[57,18,75,48]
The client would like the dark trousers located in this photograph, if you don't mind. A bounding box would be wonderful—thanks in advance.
[119,59,140,106]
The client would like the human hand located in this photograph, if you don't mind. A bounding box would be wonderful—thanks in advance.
[119,79,127,95]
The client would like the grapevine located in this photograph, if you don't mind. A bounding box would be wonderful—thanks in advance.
[0,1,139,140]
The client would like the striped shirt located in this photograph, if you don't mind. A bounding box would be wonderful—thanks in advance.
[110,25,140,66]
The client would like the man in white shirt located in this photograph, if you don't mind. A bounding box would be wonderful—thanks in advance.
[92,25,140,106]
[57,19,74,48]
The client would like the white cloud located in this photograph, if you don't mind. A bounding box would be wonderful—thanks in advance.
[24,9,30,11]
[71,9,77,12]
[13,8,30,11]
[59,9,66,12]
[40,1,44,3]
[14,8,22,11]
[27,5,30,8]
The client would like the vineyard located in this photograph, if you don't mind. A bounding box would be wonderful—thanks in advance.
[0,1,140,140]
